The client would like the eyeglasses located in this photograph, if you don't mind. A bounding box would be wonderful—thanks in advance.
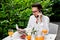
[32,11,38,13]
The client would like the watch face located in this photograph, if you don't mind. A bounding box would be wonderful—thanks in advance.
[20,33,26,39]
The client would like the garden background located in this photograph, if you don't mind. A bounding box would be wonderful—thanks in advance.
[0,0,60,40]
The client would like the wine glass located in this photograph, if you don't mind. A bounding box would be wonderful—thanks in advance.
[42,29,48,35]
[35,31,44,40]
[35,36,44,40]
[8,29,14,40]
[26,35,31,40]
[42,29,48,40]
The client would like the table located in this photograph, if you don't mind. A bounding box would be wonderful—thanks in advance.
[45,34,56,40]
[2,34,56,40]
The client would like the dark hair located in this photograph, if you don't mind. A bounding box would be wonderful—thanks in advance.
[32,3,42,12]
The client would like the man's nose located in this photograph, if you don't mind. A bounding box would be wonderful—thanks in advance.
[33,12,35,13]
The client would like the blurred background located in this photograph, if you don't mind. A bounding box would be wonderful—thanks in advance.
[0,0,60,40]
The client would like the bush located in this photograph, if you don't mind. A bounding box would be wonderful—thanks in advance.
[0,0,59,39]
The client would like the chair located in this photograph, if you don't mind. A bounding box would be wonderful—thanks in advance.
[49,23,59,34]
[47,23,59,40]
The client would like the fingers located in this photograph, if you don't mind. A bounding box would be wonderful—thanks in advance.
[17,29,25,34]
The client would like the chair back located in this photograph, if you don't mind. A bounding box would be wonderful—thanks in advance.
[49,23,59,34]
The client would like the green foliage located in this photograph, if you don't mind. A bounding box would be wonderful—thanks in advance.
[0,0,59,39]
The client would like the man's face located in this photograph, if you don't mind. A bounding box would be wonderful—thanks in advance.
[32,7,40,17]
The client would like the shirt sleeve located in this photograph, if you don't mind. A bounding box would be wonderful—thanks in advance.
[43,16,50,34]
[24,16,33,35]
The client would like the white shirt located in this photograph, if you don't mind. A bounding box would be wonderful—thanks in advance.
[25,15,49,35]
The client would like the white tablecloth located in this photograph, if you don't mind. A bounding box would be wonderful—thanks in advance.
[2,34,56,40]
[45,34,56,40]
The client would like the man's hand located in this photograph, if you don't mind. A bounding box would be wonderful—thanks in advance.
[17,29,25,34]
[38,13,42,22]
[36,13,42,24]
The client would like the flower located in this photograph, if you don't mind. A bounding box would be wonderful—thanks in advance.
[31,27,37,35]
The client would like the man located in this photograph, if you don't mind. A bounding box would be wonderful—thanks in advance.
[15,3,50,39]
[24,3,49,34]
